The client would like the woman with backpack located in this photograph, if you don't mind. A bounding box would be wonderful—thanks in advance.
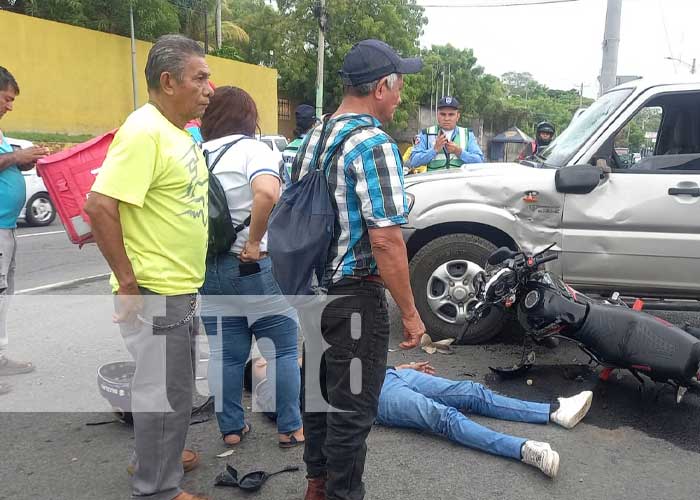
[199,86,304,448]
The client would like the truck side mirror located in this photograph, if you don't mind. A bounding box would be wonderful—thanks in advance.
[555,165,602,194]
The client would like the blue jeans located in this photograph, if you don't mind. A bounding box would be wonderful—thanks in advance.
[376,369,551,460]
[201,255,301,435]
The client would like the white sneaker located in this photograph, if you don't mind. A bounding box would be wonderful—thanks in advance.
[521,440,560,478]
[550,390,593,429]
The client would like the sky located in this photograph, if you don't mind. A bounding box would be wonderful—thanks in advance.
[419,0,700,97]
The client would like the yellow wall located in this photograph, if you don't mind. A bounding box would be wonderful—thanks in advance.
[0,10,278,135]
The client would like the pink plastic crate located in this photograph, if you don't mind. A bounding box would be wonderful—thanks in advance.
[36,130,116,245]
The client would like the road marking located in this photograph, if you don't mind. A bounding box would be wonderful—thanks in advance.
[16,273,110,295]
[16,230,65,239]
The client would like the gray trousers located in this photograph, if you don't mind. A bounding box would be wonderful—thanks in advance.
[117,288,198,500]
[0,228,17,355]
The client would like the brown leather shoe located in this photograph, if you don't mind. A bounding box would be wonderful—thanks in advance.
[182,449,200,472]
[304,477,326,500]
[127,449,200,476]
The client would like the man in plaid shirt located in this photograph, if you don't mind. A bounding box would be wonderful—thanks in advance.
[292,39,426,500]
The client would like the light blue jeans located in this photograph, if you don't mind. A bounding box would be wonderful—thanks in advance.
[376,369,551,460]
[201,255,301,436]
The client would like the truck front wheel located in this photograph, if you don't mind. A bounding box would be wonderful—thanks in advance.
[409,233,508,344]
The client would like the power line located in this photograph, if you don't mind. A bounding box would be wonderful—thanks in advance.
[419,0,579,7]
[658,0,677,73]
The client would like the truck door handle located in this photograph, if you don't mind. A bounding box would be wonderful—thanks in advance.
[668,187,700,197]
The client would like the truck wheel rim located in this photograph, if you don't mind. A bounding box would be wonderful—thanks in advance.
[426,259,484,324]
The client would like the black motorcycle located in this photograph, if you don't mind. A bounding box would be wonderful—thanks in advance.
[466,244,700,403]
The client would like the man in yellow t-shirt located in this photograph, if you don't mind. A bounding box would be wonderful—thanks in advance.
[85,35,212,500]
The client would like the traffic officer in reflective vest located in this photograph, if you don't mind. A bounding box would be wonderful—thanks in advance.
[408,96,484,172]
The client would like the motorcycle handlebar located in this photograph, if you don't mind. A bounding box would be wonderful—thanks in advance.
[534,253,558,266]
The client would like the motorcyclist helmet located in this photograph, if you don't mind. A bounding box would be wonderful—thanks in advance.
[535,121,555,147]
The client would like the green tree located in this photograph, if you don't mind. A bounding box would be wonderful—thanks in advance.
[223,0,426,129]
[10,0,180,40]
[22,0,86,26]
[493,73,593,136]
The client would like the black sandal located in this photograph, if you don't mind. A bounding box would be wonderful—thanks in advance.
[278,432,305,449]
[223,423,251,447]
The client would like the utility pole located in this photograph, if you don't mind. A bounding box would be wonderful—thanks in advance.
[204,7,209,54]
[129,2,138,110]
[314,0,327,118]
[580,82,584,107]
[665,56,696,75]
[599,0,622,96]
[430,66,435,117]
[216,0,222,50]
[447,64,451,96]
[435,66,440,115]
[441,67,445,98]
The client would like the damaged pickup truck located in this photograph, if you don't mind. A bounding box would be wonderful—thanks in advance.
[403,78,700,344]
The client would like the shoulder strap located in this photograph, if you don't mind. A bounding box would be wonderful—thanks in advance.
[233,215,251,234]
[204,136,252,173]
[204,136,254,234]
[310,115,337,172]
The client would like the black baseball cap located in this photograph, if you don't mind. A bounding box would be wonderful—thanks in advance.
[295,104,316,123]
[340,39,423,86]
[437,96,461,109]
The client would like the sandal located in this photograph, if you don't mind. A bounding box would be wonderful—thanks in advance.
[278,432,305,449]
[223,423,251,447]
[0,357,35,376]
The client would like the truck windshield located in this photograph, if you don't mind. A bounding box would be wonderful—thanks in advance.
[539,88,633,167]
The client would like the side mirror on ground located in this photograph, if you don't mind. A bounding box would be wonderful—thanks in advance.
[555,165,602,194]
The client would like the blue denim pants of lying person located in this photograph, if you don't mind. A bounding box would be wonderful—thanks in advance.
[376,368,551,460]
[200,255,302,436]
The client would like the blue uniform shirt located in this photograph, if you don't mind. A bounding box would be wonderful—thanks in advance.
[408,127,484,169]
[0,135,26,229]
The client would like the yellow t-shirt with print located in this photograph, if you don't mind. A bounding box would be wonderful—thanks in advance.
[92,103,208,296]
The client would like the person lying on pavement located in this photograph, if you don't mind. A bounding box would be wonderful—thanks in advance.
[246,358,593,479]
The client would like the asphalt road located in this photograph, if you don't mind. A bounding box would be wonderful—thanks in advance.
[14,220,108,293]
[1,225,699,499]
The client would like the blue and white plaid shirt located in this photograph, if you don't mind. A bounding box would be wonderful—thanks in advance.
[291,113,408,285]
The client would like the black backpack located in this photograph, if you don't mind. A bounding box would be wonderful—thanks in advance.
[204,137,252,257]
[267,117,373,294]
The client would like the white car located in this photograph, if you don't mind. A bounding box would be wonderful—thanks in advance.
[258,134,289,154]
[6,137,56,227]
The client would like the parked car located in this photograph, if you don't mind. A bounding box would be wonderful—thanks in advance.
[6,137,56,227]
[259,134,288,154]
[403,78,700,344]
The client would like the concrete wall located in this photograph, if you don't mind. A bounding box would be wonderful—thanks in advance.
[0,11,278,135]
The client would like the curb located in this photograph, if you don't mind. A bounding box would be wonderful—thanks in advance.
[16,273,111,295]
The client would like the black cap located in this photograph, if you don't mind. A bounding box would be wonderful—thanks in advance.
[340,39,423,86]
[437,96,461,109]
[295,104,316,123]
